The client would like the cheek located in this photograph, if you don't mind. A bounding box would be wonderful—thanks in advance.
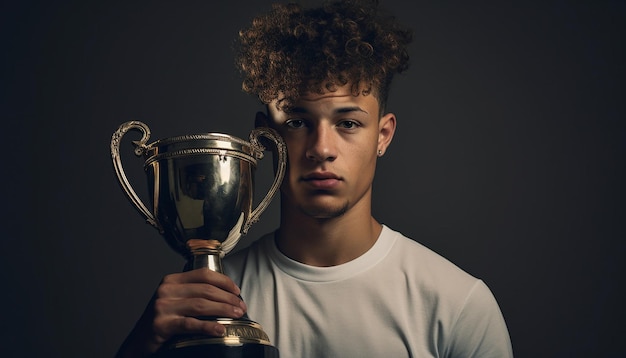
[284,139,305,163]
[353,150,378,181]
[283,144,303,182]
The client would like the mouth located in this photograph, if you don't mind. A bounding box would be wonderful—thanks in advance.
[301,172,341,190]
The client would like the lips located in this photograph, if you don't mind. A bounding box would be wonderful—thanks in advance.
[301,172,341,190]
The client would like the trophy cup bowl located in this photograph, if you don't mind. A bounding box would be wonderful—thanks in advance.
[111,121,286,357]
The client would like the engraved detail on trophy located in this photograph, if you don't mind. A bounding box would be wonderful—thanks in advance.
[111,120,285,357]
[226,325,271,342]
[163,319,273,350]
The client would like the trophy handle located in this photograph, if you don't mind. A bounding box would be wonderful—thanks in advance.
[244,127,287,234]
[110,120,160,230]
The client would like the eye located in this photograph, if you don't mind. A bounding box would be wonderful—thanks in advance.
[285,119,306,129]
[337,120,360,129]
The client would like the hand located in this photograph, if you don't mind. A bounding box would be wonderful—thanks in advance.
[116,268,247,357]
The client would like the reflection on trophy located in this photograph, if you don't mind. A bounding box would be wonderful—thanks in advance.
[110,120,285,357]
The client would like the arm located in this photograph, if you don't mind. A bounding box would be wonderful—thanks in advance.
[445,280,514,358]
[115,268,247,358]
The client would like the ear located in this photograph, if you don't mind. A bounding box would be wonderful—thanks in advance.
[254,110,282,174]
[377,112,396,156]
[254,110,278,153]
[255,111,269,128]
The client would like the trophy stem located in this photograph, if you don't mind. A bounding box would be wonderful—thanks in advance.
[184,239,224,272]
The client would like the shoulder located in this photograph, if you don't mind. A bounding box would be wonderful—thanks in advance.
[381,226,498,324]
[382,227,513,357]
[223,232,274,282]
[444,279,514,357]
[381,225,479,288]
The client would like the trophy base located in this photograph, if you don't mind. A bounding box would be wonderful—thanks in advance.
[152,317,279,358]
[152,343,279,358]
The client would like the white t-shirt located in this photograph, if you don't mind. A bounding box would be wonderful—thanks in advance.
[224,225,513,358]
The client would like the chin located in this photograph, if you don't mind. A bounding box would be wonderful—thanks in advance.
[299,202,349,219]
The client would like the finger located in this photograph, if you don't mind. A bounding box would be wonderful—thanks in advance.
[161,269,241,296]
[156,296,245,319]
[155,315,228,339]
[153,298,245,338]
[157,283,246,310]
[166,298,245,319]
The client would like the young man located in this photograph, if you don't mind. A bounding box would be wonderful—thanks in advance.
[117,1,513,356]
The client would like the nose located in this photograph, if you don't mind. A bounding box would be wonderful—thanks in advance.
[305,123,337,162]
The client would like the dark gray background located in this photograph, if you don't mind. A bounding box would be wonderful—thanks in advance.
[2,1,624,357]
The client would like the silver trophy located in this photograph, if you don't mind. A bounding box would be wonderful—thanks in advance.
[111,120,285,357]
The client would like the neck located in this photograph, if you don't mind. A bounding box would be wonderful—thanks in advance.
[275,200,382,267]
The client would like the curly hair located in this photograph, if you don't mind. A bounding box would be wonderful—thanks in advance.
[234,0,412,111]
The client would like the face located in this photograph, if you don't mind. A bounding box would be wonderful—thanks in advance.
[265,84,396,220]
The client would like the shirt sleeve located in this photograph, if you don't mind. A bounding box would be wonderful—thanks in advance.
[444,280,514,358]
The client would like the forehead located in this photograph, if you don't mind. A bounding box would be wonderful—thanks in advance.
[269,85,380,116]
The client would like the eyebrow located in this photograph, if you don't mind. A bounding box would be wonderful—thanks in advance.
[286,106,369,115]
